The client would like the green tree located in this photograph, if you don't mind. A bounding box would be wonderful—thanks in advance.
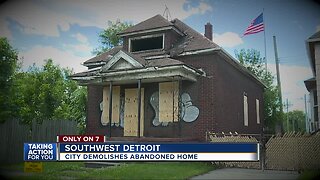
[14,60,87,133]
[93,21,132,55]
[285,110,306,132]
[235,49,284,133]
[0,37,19,122]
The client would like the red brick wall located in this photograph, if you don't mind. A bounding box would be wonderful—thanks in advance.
[177,52,264,140]
[214,53,264,134]
[86,85,104,135]
[177,54,216,140]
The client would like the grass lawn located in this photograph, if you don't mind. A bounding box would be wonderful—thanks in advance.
[298,170,320,180]
[1,162,216,179]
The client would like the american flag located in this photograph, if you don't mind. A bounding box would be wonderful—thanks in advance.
[243,13,264,36]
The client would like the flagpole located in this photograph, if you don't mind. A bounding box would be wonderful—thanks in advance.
[263,8,267,72]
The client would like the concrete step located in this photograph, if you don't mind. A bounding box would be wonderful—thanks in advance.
[84,162,121,168]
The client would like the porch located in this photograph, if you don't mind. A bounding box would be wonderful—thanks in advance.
[71,50,203,138]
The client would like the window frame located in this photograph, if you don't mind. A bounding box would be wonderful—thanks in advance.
[129,33,165,53]
[243,93,248,126]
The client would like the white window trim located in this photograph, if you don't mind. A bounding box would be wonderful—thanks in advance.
[244,93,248,126]
[102,50,143,71]
[129,33,165,53]
[256,99,260,124]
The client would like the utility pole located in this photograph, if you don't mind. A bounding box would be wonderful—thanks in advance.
[273,36,283,113]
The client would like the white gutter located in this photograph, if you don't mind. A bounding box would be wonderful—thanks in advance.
[100,65,199,76]
[72,65,200,82]
[87,66,101,72]
[119,26,184,37]
[71,76,97,81]
[145,47,220,60]
[178,47,220,56]
[83,61,106,67]
[306,38,320,43]
[145,54,170,60]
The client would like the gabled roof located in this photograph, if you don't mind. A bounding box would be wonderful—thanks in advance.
[307,31,320,42]
[101,50,146,72]
[83,46,122,66]
[304,77,316,92]
[118,14,174,36]
[84,16,220,67]
[76,15,263,88]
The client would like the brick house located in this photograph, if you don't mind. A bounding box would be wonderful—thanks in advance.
[71,15,265,141]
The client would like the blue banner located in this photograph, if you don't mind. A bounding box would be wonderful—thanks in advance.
[24,143,57,161]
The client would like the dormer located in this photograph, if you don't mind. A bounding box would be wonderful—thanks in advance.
[118,15,184,54]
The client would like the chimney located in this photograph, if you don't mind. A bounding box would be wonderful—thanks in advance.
[204,22,212,41]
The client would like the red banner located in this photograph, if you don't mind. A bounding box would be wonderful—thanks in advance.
[57,135,105,143]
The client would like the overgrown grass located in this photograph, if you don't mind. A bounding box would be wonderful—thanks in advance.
[1,162,216,179]
[298,170,320,180]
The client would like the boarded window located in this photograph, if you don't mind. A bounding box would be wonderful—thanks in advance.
[256,99,260,124]
[101,86,120,126]
[130,35,163,52]
[244,94,248,126]
[124,88,144,137]
[159,82,179,122]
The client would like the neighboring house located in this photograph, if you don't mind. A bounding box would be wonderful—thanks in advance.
[71,15,265,141]
[305,31,320,133]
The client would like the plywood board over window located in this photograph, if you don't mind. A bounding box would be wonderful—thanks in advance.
[124,88,144,137]
[159,81,179,123]
[101,86,120,126]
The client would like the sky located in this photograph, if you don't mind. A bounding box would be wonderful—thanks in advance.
[1,0,320,112]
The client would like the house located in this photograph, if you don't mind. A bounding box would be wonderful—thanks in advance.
[71,15,265,141]
[304,31,320,133]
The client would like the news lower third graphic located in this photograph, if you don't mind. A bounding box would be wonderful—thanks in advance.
[24,143,57,161]
[24,135,259,161]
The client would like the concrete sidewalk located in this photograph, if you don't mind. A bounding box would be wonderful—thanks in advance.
[191,168,299,180]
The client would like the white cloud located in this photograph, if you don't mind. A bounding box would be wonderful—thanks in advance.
[76,0,213,28]
[69,44,93,53]
[0,1,70,37]
[316,25,320,32]
[186,1,212,15]
[19,45,90,73]
[214,32,243,48]
[0,0,213,37]
[267,63,312,111]
[72,33,88,43]
[65,33,93,54]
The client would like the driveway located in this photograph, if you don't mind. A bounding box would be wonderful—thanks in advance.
[191,168,299,180]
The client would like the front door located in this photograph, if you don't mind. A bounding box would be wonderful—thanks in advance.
[124,88,144,136]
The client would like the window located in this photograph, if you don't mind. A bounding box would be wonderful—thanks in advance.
[256,99,260,124]
[244,93,248,126]
[130,34,164,52]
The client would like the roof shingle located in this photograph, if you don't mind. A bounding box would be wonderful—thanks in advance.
[170,19,219,54]
[83,46,123,65]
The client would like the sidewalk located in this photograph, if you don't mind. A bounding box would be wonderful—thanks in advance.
[191,168,299,180]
